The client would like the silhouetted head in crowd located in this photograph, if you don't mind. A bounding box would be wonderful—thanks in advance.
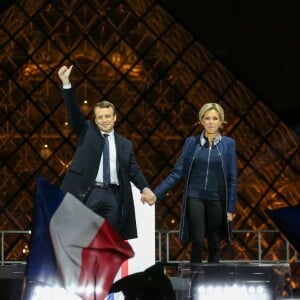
[109,264,176,300]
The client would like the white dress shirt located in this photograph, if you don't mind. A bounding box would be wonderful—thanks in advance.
[95,130,119,185]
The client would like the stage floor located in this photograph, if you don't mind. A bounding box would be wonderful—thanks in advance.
[0,262,300,299]
[166,262,297,300]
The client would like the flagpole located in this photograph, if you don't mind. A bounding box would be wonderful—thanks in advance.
[20,276,28,300]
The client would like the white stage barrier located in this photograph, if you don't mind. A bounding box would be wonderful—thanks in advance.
[109,183,155,299]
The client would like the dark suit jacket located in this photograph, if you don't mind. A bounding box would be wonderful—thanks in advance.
[60,88,150,239]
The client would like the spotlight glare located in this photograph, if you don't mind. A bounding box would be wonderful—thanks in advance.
[257,285,265,294]
[193,283,272,300]
[248,285,256,294]
[29,284,82,300]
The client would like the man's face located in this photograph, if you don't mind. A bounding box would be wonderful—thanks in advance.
[94,107,116,133]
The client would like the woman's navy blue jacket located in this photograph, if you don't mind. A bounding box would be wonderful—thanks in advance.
[154,134,237,242]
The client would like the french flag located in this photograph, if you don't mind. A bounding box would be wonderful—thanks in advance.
[25,177,134,300]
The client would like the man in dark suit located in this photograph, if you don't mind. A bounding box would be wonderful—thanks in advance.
[57,65,155,240]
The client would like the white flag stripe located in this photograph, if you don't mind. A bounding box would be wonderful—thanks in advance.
[50,192,105,289]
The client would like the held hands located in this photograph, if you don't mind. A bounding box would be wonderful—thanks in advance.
[227,212,234,222]
[141,187,157,206]
[57,65,73,85]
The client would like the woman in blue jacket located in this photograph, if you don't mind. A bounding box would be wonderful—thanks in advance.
[152,103,237,263]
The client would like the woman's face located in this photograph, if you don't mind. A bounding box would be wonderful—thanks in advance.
[201,109,222,135]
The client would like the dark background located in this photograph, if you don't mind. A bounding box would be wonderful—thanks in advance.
[1,1,300,135]
[158,0,300,135]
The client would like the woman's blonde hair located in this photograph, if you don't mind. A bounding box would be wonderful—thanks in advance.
[198,103,227,127]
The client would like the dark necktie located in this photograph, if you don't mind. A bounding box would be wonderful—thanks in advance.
[103,134,110,184]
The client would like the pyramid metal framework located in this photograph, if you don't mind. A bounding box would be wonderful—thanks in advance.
[0,0,300,264]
